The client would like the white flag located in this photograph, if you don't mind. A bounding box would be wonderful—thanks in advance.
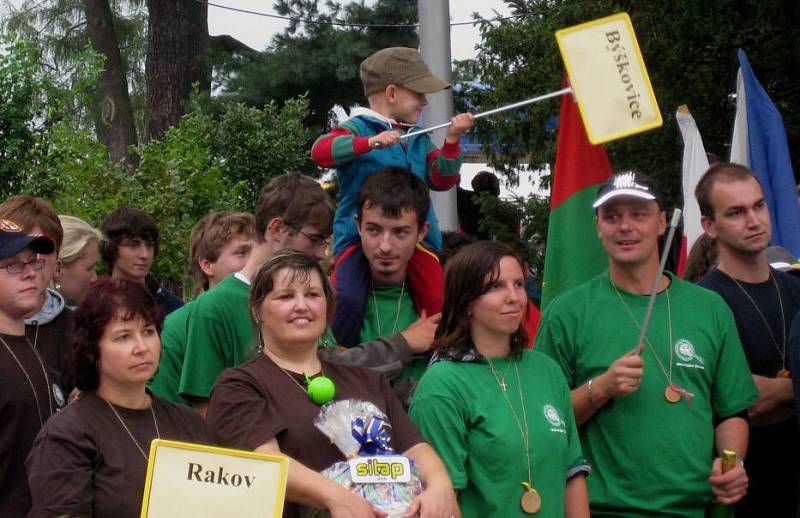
[729,69,749,166]
[676,106,709,254]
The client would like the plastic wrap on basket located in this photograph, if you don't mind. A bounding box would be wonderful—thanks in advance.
[309,399,423,517]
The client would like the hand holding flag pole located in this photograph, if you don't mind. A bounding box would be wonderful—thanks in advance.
[633,209,682,355]
[399,87,574,140]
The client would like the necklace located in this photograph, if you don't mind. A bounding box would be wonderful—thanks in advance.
[371,281,405,336]
[103,395,160,462]
[0,333,54,427]
[728,271,789,377]
[493,360,513,391]
[270,356,336,405]
[486,358,541,514]
[611,277,693,404]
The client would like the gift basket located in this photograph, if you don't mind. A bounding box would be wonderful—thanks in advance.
[304,400,423,518]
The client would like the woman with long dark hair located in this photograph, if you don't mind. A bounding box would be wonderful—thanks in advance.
[26,278,209,518]
[409,241,590,517]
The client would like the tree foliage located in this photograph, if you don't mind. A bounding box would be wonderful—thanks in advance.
[208,98,312,204]
[1,33,311,292]
[2,0,148,133]
[0,37,38,195]
[0,35,104,195]
[24,96,310,291]
[474,191,551,278]
[216,0,418,132]
[3,0,246,149]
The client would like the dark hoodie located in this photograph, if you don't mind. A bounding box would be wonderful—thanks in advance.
[25,288,74,394]
[145,273,184,318]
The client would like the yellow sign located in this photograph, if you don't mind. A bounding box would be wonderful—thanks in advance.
[556,12,662,144]
[141,439,289,518]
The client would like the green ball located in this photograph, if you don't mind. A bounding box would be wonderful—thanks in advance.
[307,376,336,405]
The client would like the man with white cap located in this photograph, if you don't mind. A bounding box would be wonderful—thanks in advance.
[537,171,757,516]
[0,219,66,516]
[696,162,800,517]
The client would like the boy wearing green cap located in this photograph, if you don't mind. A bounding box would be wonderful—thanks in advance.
[312,47,473,348]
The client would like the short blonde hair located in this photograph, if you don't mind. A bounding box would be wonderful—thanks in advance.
[58,215,102,265]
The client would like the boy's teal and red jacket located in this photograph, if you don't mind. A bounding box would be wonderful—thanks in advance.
[311,108,463,255]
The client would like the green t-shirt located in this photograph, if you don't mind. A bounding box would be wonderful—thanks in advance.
[536,272,758,517]
[360,283,425,383]
[319,326,338,349]
[409,351,587,518]
[180,275,255,399]
[149,299,195,405]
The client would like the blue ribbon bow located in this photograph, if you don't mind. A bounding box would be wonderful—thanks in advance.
[351,416,395,456]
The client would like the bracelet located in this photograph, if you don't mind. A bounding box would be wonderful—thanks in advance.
[587,377,601,411]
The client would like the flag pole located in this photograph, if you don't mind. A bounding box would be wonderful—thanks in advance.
[400,86,574,140]
[634,208,682,355]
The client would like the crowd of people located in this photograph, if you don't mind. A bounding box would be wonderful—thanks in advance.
[2,45,799,518]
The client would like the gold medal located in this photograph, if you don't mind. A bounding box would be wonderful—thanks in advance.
[520,482,541,514]
[777,368,791,378]
[664,385,681,403]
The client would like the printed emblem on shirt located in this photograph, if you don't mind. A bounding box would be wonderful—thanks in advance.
[52,383,65,408]
[674,339,705,370]
[543,404,566,433]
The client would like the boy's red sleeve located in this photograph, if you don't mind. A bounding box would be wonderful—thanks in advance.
[311,125,371,168]
[426,139,463,191]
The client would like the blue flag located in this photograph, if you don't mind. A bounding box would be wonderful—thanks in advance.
[735,49,800,257]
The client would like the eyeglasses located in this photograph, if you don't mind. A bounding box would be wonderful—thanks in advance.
[1,257,46,274]
[289,225,331,249]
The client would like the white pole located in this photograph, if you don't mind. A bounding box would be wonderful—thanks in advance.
[400,87,573,140]
[418,0,457,231]
[633,209,683,355]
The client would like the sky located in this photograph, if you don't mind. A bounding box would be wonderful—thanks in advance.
[206,0,512,62]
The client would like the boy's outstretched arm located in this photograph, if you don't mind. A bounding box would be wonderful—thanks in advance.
[426,112,473,191]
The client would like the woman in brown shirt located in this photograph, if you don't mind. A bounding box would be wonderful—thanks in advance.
[206,250,458,518]
[26,278,209,518]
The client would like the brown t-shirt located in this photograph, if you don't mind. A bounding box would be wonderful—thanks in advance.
[207,354,424,516]
[26,391,210,518]
[0,332,65,516]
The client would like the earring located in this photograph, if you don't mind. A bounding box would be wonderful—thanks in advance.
[257,330,265,354]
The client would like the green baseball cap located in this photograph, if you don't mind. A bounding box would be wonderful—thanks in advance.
[360,47,451,97]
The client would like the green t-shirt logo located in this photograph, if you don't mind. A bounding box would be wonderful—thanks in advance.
[543,404,565,432]
[675,339,705,366]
